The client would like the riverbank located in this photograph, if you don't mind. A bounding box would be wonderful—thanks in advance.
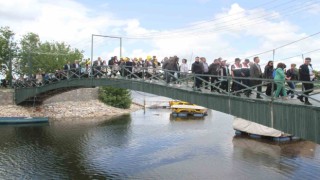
[0,100,143,123]
[0,88,144,123]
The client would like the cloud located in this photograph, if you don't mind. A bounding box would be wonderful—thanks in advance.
[306,2,320,15]
[0,1,319,70]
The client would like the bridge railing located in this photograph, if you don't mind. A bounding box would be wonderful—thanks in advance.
[14,65,320,105]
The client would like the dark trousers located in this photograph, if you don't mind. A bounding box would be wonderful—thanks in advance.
[266,82,276,96]
[220,80,229,92]
[287,82,295,95]
[194,75,202,89]
[302,83,314,102]
[242,78,250,94]
[202,73,209,88]
[210,77,219,91]
[232,77,243,93]
[166,72,175,83]
[250,80,262,97]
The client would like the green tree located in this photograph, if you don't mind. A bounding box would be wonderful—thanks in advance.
[98,87,132,109]
[0,26,18,65]
[0,26,18,83]
[18,32,41,76]
[314,70,319,79]
[18,32,83,75]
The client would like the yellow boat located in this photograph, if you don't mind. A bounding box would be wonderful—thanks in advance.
[169,100,194,107]
[171,104,207,113]
[169,100,207,117]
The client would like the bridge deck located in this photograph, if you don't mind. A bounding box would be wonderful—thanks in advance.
[13,68,320,143]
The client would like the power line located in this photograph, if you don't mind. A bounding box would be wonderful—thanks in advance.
[122,0,297,38]
[121,0,316,39]
[189,1,319,36]
[246,30,320,58]
[279,48,320,61]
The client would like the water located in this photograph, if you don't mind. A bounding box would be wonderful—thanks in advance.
[0,108,320,179]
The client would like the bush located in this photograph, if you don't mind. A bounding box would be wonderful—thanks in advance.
[98,86,132,109]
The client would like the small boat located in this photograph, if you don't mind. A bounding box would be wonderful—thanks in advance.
[171,104,207,117]
[169,100,194,107]
[0,117,49,124]
[233,117,291,138]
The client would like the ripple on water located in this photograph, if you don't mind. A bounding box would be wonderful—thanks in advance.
[0,108,320,179]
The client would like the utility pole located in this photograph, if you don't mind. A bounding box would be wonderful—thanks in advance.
[91,34,122,62]
[8,38,12,87]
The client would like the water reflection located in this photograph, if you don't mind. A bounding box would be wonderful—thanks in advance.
[232,135,318,179]
[169,114,205,121]
[0,108,320,179]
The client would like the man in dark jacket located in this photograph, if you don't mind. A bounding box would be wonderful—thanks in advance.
[208,59,220,92]
[93,57,103,78]
[71,60,81,78]
[64,61,71,79]
[249,56,263,99]
[191,56,204,91]
[163,56,179,84]
[125,58,133,79]
[298,57,315,105]
[286,63,298,98]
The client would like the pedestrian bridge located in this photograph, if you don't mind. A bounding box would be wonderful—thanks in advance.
[14,67,320,143]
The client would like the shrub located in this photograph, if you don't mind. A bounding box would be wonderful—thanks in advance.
[98,86,132,109]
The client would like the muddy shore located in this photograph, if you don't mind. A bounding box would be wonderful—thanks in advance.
[0,100,143,123]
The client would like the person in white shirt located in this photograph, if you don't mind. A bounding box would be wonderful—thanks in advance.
[179,59,189,79]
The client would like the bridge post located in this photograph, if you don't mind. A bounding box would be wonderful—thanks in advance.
[270,82,275,128]
[228,76,231,115]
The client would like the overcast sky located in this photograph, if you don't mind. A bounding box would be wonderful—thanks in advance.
[1,0,320,69]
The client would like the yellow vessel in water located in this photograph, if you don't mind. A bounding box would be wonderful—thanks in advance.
[169,101,207,117]
[169,100,194,107]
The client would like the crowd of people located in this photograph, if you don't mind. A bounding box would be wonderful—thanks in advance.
[187,56,316,105]
[1,55,317,105]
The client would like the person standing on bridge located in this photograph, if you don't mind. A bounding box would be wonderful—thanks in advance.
[286,63,299,98]
[249,57,263,99]
[191,56,204,91]
[208,59,221,92]
[274,63,288,99]
[264,60,274,96]
[93,57,103,78]
[200,57,209,89]
[231,58,242,96]
[219,60,229,93]
[163,56,179,84]
[71,60,81,78]
[241,59,251,97]
[179,58,189,80]
[64,61,71,79]
[298,57,315,105]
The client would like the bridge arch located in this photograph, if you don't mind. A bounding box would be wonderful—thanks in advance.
[15,78,320,143]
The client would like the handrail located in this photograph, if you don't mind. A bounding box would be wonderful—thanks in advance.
[13,65,320,106]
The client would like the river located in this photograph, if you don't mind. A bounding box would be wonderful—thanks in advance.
[0,93,320,179]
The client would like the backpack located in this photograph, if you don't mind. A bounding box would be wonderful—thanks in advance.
[272,69,276,79]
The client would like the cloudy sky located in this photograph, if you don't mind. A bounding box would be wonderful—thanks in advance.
[1,0,320,69]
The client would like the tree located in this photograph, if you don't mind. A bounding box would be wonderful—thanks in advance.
[18,32,84,75]
[98,87,132,109]
[18,32,41,76]
[0,26,18,83]
[0,26,18,65]
[314,70,319,80]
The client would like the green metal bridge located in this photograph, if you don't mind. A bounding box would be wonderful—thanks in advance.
[14,67,320,143]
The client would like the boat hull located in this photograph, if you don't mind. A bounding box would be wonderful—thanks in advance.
[0,117,49,124]
[233,117,290,138]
